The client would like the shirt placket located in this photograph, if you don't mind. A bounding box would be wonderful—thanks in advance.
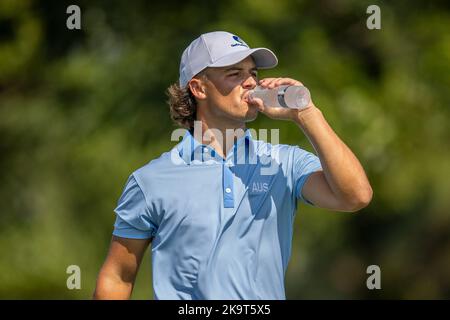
[222,161,234,208]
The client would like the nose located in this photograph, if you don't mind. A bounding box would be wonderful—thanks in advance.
[242,74,257,90]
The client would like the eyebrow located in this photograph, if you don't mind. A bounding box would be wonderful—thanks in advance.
[224,67,258,72]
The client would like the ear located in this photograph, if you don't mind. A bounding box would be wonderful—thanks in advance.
[188,78,207,100]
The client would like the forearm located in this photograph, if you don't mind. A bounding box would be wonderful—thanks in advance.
[294,106,372,208]
[93,270,134,300]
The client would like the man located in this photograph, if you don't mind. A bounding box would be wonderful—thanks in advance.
[93,31,372,300]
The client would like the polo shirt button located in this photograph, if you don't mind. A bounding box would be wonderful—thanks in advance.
[203,147,209,153]
[225,188,231,193]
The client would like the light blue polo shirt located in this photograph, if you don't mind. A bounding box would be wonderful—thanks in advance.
[112,129,322,300]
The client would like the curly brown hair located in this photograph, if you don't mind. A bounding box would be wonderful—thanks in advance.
[166,82,197,130]
[166,71,210,130]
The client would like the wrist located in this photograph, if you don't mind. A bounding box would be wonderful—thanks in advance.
[292,104,323,127]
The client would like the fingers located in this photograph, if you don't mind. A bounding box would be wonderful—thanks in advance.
[248,96,264,111]
[259,78,282,88]
[259,103,298,121]
[259,77,303,88]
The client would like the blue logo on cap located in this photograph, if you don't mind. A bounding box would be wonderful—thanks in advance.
[231,35,248,48]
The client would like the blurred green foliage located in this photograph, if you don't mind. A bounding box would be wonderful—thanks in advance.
[0,0,449,299]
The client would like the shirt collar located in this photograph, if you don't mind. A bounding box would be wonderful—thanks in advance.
[177,128,254,165]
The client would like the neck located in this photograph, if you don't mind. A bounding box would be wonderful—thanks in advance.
[193,116,246,159]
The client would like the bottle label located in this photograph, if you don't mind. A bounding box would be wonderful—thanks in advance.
[277,86,289,108]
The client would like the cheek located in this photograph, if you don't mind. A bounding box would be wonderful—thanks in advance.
[229,87,243,104]
[213,89,242,108]
[206,81,244,112]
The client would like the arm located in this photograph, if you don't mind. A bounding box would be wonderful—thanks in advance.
[296,107,372,212]
[93,236,151,299]
[251,77,373,212]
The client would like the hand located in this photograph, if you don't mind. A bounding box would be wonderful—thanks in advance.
[247,77,315,121]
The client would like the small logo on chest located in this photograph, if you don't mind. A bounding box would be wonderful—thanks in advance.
[251,182,269,194]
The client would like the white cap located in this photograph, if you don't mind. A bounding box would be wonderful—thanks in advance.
[179,31,278,87]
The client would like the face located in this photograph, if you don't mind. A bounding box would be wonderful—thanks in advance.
[196,56,259,124]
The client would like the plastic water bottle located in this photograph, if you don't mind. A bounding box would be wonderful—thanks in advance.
[249,85,311,109]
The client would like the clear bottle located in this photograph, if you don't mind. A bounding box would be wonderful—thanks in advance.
[249,85,311,109]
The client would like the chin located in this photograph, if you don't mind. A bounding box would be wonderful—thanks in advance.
[243,108,259,122]
[230,102,258,122]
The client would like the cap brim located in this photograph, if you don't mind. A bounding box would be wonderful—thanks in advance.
[209,48,278,69]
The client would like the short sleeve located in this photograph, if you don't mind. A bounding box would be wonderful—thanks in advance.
[292,146,323,206]
[112,174,157,239]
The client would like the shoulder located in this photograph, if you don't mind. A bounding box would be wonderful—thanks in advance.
[136,150,173,172]
[128,149,175,190]
[132,147,180,193]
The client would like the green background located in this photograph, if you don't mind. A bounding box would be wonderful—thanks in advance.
[0,0,449,299]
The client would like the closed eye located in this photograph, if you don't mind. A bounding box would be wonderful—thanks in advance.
[226,70,258,80]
